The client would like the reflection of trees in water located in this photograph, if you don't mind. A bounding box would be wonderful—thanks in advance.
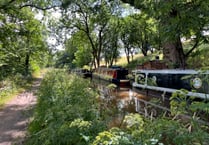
[93,78,172,127]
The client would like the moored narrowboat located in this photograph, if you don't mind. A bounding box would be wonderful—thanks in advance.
[132,69,209,100]
[71,68,92,78]
[93,66,130,86]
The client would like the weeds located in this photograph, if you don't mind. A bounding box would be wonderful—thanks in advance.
[26,70,106,145]
[0,74,33,109]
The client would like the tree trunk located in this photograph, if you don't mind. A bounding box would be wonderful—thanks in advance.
[125,48,130,64]
[163,36,186,68]
[161,3,187,69]
[25,53,30,75]
[96,57,100,68]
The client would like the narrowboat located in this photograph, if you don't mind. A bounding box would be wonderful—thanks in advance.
[93,66,130,86]
[132,69,209,100]
[71,68,92,78]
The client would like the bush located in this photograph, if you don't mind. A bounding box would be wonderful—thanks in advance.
[0,74,33,108]
[26,70,106,145]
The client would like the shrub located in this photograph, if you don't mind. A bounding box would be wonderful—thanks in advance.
[26,69,105,145]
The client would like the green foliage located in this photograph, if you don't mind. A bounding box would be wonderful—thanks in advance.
[102,17,121,67]
[61,0,122,68]
[121,0,209,68]
[92,112,209,145]
[169,89,209,144]
[93,128,133,145]
[94,113,209,145]
[120,13,158,58]
[0,73,33,108]
[25,69,209,145]
[187,44,209,69]
[26,69,106,145]
[0,4,49,78]
[190,101,209,113]
[30,60,41,74]
[170,89,192,115]
[73,45,92,67]
[0,77,17,107]
[123,114,144,136]
[141,118,209,145]
[125,54,156,69]
[57,119,92,145]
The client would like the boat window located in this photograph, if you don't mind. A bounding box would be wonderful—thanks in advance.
[116,69,128,79]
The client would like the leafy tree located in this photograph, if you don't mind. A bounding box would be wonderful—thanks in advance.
[0,0,59,11]
[21,8,48,75]
[54,50,72,68]
[0,5,48,77]
[56,30,92,68]
[0,0,59,79]
[121,0,209,68]
[61,0,121,68]
[102,17,121,67]
[55,32,80,68]
[120,16,136,64]
[187,44,209,68]
[130,13,158,56]
[73,46,92,68]
[69,31,92,68]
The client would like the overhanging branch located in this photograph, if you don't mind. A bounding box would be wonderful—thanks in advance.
[185,39,200,58]
[19,4,58,10]
[0,0,59,11]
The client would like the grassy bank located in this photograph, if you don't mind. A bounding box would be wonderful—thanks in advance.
[0,69,46,109]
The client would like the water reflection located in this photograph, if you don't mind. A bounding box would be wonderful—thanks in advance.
[91,78,209,125]
[92,78,171,120]
[91,78,174,128]
[92,78,149,114]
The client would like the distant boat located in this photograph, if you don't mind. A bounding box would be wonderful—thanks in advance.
[71,68,92,78]
[93,66,130,86]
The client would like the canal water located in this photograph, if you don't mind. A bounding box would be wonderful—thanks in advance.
[91,78,171,121]
[90,78,209,126]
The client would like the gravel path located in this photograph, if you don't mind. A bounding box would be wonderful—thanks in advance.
[0,77,42,145]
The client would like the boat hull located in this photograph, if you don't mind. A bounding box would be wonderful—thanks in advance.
[93,66,130,87]
[132,69,209,100]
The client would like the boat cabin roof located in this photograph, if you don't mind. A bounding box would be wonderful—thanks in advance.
[133,69,209,74]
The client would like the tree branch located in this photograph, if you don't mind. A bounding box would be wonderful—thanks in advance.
[120,0,135,6]
[0,0,59,11]
[19,4,58,10]
[8,0,16,4]
[185,39,200,58]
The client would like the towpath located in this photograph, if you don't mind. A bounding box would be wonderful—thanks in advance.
[0,76,42,145]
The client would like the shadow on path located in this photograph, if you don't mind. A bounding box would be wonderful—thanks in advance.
[0,76,42,145]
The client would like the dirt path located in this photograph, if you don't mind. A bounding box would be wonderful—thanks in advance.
[0,76,43,145]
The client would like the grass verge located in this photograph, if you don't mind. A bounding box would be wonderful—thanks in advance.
[0,69,46,110]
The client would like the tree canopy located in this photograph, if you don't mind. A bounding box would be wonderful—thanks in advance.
[0,0,55,79]
[60,0,122,68]
[1,0,209,78]
[121,0,209,68]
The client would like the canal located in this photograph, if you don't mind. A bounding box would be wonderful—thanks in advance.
[91,78,171,121]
